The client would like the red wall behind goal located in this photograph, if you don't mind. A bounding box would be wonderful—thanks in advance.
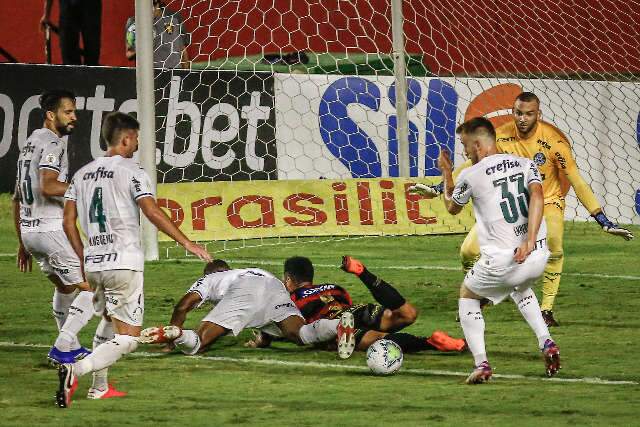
[1,0,638,74]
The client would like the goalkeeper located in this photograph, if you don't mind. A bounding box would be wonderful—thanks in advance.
[411,92,633,326]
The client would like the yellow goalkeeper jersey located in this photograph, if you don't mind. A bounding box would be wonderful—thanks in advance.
[452,120,601,214]
[494,120,601,213]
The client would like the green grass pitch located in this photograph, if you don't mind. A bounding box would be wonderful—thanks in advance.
[0,194,638,426]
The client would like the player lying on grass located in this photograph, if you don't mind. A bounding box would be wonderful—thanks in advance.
[439,117,560,384]
[138,264,356,359]
[245,256,466,355]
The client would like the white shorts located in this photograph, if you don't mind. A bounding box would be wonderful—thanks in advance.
[22,230,84,286]
[87,270,144,327]
[464,241,550,304]
[202,276,303,336]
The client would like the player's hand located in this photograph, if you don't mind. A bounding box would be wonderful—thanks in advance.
[17,245,32,273]
[244,330,270,348]
[184,241,213,262]
[407,182,443,198]
[514,240,534,264]
[603,226,634,241]
[437,149,453,173]
[593,212,634,241]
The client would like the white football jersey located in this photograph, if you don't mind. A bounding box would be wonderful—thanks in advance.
[452,154,547,250]
[16,128,68,233]
[187,268,277,308]
[65,155,154,272]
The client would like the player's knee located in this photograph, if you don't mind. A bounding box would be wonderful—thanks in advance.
[548,248,564,262]
[460,245,479,271]
[399,303,418,325]
[116,334,138,354]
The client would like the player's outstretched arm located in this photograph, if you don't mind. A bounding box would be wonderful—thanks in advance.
[515,182,544,263]
[407,159,472,198]
[169,292,202,328]
[592,211,634,241]
[137,197,213,261]
[12,188,32,272]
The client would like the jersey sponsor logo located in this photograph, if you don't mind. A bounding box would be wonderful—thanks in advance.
[555,152,567,169]
[132,177,142,192]
[85,252,118,264]
[53,266,70,275]
[300,284,337,297]
[274,302,295,310]
[83,167,115,181]
[513,222,528,236]
[496,136,516,143]
[20,218,41,227]
[485,159,522,175]
[536,139,551,150]
[21,143,35,155]
[533,152,546,166]
[88,233,115,247]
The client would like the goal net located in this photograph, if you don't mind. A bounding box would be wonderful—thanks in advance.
[147,0,640,257]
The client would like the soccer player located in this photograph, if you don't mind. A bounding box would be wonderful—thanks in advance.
[138,264,356,359]
[13,89,97,366]
[246,256,466,354]
[439,117,560,384]
[56,112,212,408]
[413,92,634,326]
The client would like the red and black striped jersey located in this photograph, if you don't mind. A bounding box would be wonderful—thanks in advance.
[290,283,353,323]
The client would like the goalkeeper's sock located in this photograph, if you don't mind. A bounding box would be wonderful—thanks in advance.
[91,317,114,389]
[174,330,201,355]
[299,319,340,344]
[358,269,406,311]
[511,288,551,349]
[74,334,138,376]
[52,288,78,331]
[459,298,487,366]
[385,333,430,353]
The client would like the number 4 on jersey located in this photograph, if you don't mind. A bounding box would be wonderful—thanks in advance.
[89,187,107,232]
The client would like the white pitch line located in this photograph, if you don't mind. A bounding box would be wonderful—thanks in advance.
[1,253,638,280]
[1,341,636,386]
[160,257,640,281]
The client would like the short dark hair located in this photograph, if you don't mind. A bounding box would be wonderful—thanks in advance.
[284,256,314,284]
[515,92,540,105]
[39,89,75,113]
[456,116,496,140]
[101,112,140,147]
[204,259,230,275]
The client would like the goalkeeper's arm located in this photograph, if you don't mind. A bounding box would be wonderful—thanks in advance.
[408,159,471,197]
[559,145,633,240]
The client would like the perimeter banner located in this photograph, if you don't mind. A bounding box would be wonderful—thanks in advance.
[157,177,474,241]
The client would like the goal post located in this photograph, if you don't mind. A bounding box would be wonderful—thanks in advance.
[135,0,640,258]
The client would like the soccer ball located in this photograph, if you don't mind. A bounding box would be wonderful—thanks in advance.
[366,339,403,375]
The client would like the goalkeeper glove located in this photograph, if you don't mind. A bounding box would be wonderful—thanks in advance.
[407,182,444,198]
[592,212,634,241]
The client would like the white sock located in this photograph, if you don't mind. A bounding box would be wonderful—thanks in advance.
[74,334,138,377]
[174,330,200,355]
[298,319,340,345]
[52,289,78,330]
[510,288,552,349]
[55,291,95,351]
[459,298,487,366]
[91,317,114,390]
